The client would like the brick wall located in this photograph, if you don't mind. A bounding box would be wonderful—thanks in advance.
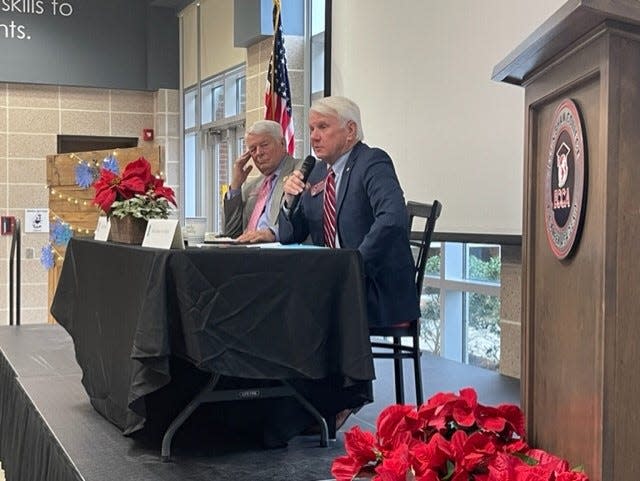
[0,83,178,325]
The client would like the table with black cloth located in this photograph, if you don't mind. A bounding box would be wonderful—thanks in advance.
[51,238,374,453]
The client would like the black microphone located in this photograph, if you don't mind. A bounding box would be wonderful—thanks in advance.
[287,155,316,212]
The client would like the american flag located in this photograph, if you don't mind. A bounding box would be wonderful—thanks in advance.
[265,0,295,155]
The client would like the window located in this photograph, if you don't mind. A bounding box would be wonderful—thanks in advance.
[310,0,327,101]
[183,65,246,230]
[183,132,197,217]
[422,242,501,371]
[181,2,330,226]
[184,89,197,130]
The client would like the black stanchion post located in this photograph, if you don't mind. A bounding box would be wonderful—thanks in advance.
[9,219,21,326]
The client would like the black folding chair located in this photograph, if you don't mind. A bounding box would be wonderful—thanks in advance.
[369,200,442,406]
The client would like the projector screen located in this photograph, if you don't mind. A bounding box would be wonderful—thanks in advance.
[331,0,565,236]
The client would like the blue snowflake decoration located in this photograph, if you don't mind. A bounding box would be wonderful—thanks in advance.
[50,219,72,246]
[40,244,55,270]
[102,155,119,174]
[75,162,98,188]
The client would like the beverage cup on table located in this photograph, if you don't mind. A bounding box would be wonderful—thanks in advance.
[183,217,207,245]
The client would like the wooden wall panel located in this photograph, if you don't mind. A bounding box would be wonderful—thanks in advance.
[46,146,162,322]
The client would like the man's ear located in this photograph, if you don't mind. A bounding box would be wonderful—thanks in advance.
[346,120,357,142]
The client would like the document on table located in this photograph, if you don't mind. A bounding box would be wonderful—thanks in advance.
[244,242,325,249]
[202,236,237,244]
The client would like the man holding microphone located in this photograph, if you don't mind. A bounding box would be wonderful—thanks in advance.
[279,96,419,328]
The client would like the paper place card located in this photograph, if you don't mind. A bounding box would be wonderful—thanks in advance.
[94,216,111,241]
[142,219,185,250]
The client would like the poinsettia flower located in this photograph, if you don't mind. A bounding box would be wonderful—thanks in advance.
[332,388,591,481]
[374,444,412,481]
[525,448,570,473]
[497,404,526,438]
[331,454,363,481]
[414,471,440,481]
[488,450,558,481]
[417,392,460,432]
[377,404,418,450]
[513,463,561,481]
[476,403,525,440]
[124,157,154,186]
[93,161,149,212]
[343,426,378,466]
[555,470,590,481]
[450,430,498,473]
[451,387,478,427]
[92,157,163,214]
[93,170,120,212]
[502,438,530,454]
[151,177,177,206]
[411,432,451,477]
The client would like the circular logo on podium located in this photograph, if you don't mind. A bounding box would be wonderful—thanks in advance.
[544,99,586,260]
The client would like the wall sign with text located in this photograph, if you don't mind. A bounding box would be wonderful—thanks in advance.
[0,0,178,90]
[544,98,587,260]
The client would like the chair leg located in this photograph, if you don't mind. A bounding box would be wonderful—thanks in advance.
[413,346,423,406]
[327,415,337,440]
[412,331,424,406]
[393,336,405,404]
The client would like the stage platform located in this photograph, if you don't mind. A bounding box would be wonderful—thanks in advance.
[0,324,519,481]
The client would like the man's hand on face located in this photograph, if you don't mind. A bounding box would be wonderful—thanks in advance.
[235,228,276,244]
[230,151,253,190]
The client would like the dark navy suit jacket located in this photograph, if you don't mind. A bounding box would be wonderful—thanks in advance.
[278,141,420,327]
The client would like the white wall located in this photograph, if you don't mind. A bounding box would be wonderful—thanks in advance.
[332,0,565,235]
[181,0,247,88]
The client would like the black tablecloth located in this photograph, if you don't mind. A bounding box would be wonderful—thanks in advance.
[51,239,374,437]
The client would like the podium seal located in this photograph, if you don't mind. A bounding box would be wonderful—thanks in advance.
[544,98,586,260]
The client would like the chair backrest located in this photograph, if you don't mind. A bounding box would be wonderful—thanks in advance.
[407,200,442,296]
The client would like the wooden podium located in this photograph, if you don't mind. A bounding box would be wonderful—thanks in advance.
[493,2,640,480]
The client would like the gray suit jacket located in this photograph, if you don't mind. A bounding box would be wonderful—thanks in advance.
[223,154,298,238]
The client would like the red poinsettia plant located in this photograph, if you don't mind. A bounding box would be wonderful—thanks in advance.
[332,388,589,481]
[93,157,176,220]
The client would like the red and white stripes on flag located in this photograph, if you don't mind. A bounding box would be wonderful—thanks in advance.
[265,0,295,155]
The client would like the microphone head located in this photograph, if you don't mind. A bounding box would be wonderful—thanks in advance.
[299,155,316,182]
[286,155,316,212]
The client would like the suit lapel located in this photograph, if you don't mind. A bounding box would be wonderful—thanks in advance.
[335,142,362,215]
[268,155,296,223]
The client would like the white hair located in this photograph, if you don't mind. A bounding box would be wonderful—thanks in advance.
[246,120,284,141]
[310,96,364,141]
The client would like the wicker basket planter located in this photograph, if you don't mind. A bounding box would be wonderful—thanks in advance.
[109,216,148,245]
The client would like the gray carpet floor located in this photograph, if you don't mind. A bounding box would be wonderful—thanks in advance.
[0,325,519,481]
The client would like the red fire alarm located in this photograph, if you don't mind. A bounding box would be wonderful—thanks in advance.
[143,128,154,141]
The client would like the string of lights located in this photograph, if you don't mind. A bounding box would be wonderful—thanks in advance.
[49,210,94,235]
[46,185,96,208]
[41,151,164,270]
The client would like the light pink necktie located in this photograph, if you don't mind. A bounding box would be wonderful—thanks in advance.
[246,174,275,232]
[323,168,336,247]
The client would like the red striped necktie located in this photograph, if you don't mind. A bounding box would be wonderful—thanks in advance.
[323,168,336,247]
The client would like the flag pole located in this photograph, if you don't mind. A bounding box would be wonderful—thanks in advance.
[270,0,280,118]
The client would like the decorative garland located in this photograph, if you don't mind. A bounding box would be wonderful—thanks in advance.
[40,153,120,270]
[72,153,119,188]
